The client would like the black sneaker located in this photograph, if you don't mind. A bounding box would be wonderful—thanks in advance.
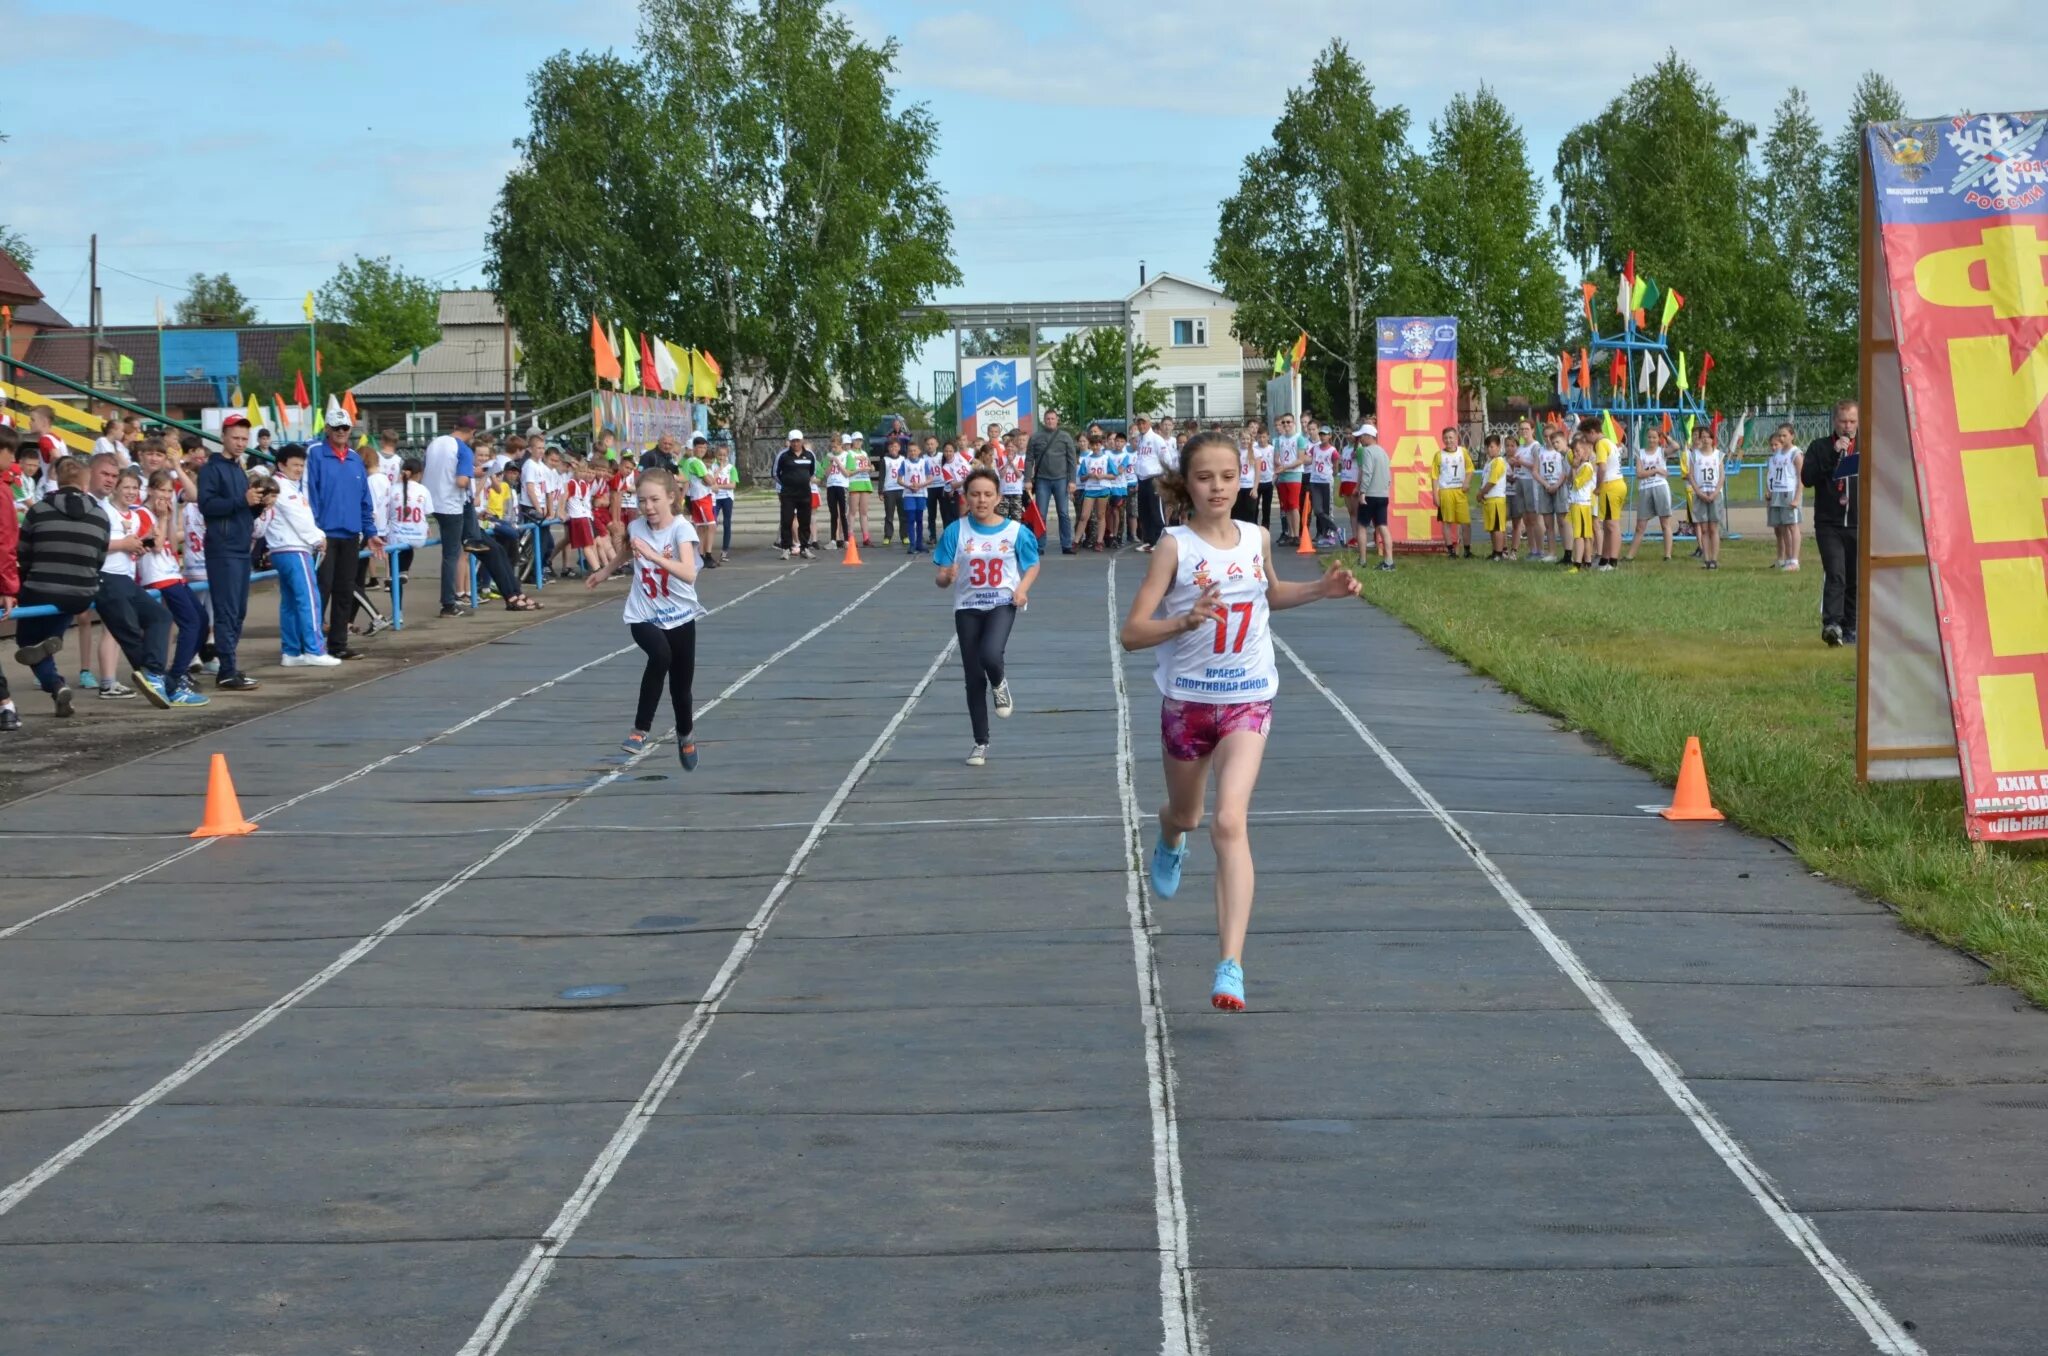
[0,706,20,732]
[215,672,260,692]
[332,648,366,661]
[438,606,471,619]
[1822,624,1844,647]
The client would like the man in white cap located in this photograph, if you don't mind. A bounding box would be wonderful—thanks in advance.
[303,410,383,658]
[1353,422,1393,571]
[772,429,818,559]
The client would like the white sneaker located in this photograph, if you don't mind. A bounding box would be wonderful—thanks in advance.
[1783,560,1800,572]
[991,680,1013,718]
[279,654,308,668]
[302,653,344,668]
[965,743,989,767]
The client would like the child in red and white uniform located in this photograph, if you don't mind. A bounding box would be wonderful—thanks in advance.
[141,469,210,703]
[565,460,612,573]
[1118,432,1359,1012]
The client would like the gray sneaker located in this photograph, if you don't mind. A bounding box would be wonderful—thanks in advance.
[99,680,137,700]
[965,743,989,767]
[991,680,1013,718]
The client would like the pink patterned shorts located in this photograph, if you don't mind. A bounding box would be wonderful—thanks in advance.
[1161,698,1274,762]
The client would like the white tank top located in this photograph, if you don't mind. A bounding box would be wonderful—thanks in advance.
[1153,522,1278,705]
[621,516,703,628]
[950,517,1025,611]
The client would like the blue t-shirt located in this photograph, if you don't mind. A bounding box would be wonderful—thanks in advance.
[932,515,1042,570]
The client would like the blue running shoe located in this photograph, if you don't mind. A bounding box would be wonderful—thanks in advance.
[1149,832,1187,900]
[79,669,99,690]
[168,686,211,707]
[1211,958,1245,1012]
[678,740,699,771]
[135,672,173,710]
[620,729,648,754]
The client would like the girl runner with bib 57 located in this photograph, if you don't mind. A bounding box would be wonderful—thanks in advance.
[1120,431,1359,1011]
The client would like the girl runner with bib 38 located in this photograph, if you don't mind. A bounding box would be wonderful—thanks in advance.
[1120,432,1359,1011]
[934,466,1040,767]
[585,469,704,770]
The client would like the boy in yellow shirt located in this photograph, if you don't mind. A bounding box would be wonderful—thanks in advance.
[1430,426,1473,558]
[1479,434,1511,560]
[1567,429,1598,572]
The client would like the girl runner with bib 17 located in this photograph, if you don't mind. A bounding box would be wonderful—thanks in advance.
[934,465,1040,768]
[585,469,704,771]
[1120,431,1359,1011]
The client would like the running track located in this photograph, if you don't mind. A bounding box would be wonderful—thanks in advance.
[1,550,2043,1353]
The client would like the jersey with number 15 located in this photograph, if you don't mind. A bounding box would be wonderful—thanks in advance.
[621,516,703,628]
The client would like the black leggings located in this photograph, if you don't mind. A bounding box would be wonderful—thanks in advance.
[1257,481,1274,527]
[629,619,697,738]
[827,484,849,541]
[954,604,1017,745]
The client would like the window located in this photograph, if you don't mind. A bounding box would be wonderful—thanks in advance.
[406,411,439,440]
[1173,384,1207,420]
[1170,317,1207,348]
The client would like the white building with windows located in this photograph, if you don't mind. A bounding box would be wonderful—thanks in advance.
[1126,272,1253,423]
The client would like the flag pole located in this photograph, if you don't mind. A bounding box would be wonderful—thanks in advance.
[155,298,166,417]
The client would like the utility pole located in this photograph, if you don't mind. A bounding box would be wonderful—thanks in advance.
[89,233,101,390]
[502,303,513,429]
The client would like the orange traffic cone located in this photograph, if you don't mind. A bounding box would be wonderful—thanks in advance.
[1295,521,1316,555]
[842,535,863,566]
[190,753,258,838]
[1659,736,1725,822]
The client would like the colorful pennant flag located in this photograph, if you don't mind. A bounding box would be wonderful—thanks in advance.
[1638,351,1655,395]
[1697,351,1716,400]
[1577,348,1591,394]
[1676,351,1690,394]
[302,291,316,323]
[1686,413,1697,440]
[1601,410,1620,446]
[621,326,640,392]
[293,371,309,407]
[118,354,135,378]
[1660,289,1684,334]
[272,393,288,432]
[1609,348,1627,392]
[1660,412,1673,438]
[341,390,359,424]
[1579,282,1597,326]
[245,393,263,430]
[590,314,621,384]
[639,332,662,395]
[1291,332,1308,369]
[1558,351,1571,396]
[653,336,681,395]
[1710,411,1724,445]
[691,349,720,401]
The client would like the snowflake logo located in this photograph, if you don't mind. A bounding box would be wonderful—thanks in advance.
[980,362,1012,395]
[1400,320,1435,359]
[1945,113,2048,208]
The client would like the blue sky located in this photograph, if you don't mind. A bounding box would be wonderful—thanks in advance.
[0,0,2014,399]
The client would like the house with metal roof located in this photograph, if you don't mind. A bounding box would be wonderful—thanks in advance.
[353,290,533,443]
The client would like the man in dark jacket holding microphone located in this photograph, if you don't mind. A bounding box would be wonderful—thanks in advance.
[1800,399,1860,648]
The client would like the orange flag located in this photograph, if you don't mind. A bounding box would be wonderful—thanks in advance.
[590,314,621,384]
[341,389,359,423]
[1290,331,1308,368]
[1579,281,1596,326]
[1577,348,1591,393]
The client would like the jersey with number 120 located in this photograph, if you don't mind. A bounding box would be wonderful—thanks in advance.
[621,516,703,628]
[1154,522,1277,704]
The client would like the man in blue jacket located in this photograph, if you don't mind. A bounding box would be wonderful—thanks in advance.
[303,413,383,659]
[197,414,265,691]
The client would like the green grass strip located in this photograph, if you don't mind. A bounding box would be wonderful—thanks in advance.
[1347,537,2048,1005]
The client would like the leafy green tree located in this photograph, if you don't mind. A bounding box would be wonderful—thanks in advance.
[313,255,441,392]
[488,0,958,444]
[1042,326,1167,423]
[1416,86,1564,415]
[1752,88,1830,406]
[175,272,257,326]
[1212,40,1424,422]
[960,326,1031,357]
[1812,71,1906,402]
[1551,51,1767,407]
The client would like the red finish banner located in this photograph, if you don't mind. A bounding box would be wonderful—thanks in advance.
[1375,317,1459,546]
[1871,115,2048,838]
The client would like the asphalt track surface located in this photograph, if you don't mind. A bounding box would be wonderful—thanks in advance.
[1,548,2043,1354]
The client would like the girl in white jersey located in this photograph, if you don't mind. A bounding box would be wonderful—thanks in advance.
[585,469,705,770]
[934,466,1042,767]
[1119,433,1360,1011]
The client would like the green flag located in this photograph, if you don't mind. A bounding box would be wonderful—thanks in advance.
[621,325,641,392]
[117,354,134,377]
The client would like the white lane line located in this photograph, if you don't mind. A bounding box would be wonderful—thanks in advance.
[1106,563,1206,1356]
[0,562,904,1220]
[1273,633,1926,1356]
[0,568,805,943]
[457,636,956,1356]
